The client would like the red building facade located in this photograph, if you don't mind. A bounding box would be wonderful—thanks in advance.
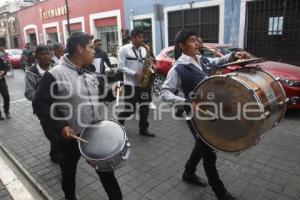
[17,0,125,53]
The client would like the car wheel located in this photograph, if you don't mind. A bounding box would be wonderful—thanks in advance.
[153,74,166,94]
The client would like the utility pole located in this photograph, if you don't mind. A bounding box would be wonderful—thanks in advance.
[64,0,70,36]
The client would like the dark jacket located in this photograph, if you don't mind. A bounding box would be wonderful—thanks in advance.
[94,48,112,74]
[33,55,115,137]
[24,64,49,101]
[0,57,9,79]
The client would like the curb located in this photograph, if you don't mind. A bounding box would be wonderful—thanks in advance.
[0,141,53,200]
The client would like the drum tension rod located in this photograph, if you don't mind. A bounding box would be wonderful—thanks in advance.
[249,87,260,93]
[262,111,271,120]
[226,73,238,78]
[277,101,285,106]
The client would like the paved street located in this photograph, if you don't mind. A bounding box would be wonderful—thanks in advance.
[0,69,300,200]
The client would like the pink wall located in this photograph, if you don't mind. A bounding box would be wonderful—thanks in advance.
[17,0,125,47]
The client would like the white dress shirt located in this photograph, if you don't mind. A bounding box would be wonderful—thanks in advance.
[117,42,147,86]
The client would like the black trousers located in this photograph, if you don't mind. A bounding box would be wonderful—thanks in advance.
[185,120,227,198]
[118,85,151,132]
[59,139,122,200]
[0,79,10,114]
[39,121,61,158]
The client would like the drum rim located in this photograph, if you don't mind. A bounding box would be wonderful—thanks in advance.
[78,119,128,161]
[192,68,267,153]
[251,67,287,122]
[237,66,287,122]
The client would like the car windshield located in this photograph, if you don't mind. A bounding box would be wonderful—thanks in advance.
[216,47,233,55]
[217,47,255,58]
[6,49,22,56]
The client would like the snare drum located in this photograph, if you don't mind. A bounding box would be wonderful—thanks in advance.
[192,67,286,153]
[78,120,130,172]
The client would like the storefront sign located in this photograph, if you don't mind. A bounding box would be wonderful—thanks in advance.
[39,6,68,20]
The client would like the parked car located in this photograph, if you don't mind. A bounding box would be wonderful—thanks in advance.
[5,49,22,69]
[154,45,300,109]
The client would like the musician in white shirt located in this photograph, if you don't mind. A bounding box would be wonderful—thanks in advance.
[117,28,155,137]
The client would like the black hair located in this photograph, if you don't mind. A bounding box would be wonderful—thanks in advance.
[174,28,197,46]
[130,28,143,38]
[122,35,130,44]
[93,39,101,44]
[66,32,94,56]
[35,45,50,56]
[52,42,62,50]
[144,38,151,44]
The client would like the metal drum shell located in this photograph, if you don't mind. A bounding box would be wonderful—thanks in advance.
[191,67,286,153]
[78,120,130,172]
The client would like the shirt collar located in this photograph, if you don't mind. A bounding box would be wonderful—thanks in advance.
[53,55,60,59]
[129,42,142,50]
[180,53,202,69]
[63,54,85,73]
[36,63,50,75]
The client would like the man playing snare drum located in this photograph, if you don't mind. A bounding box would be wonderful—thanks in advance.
[160,28,249,200]
[33,32,122,200]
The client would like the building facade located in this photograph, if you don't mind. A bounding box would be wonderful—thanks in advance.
[0,0,34,48]
[17,0,125,54]
[124,0,300,65]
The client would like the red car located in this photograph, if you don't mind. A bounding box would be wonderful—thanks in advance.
[154,45,300,109]
[5,49,22,69]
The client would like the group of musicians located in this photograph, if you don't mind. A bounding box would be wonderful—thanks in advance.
[25,28,250,200]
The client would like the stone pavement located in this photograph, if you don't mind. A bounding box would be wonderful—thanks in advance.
[0,69,300,200]
[0,181,13,200]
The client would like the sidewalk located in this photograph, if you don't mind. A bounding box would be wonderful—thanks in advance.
[0,70,300,200]
[0,181,13,200]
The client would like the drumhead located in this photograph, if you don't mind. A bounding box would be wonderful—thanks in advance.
[192,69,264,152]
[79,120,126,160]
[192,67,286,152]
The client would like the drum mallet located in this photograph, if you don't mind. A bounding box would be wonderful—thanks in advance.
[69,134,89,144]
[116,81,122,107]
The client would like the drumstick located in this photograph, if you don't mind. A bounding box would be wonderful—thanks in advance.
[116,81,121,106]
[69,134,89,144]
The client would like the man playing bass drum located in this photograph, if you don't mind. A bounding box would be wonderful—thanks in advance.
[160,28,249,200]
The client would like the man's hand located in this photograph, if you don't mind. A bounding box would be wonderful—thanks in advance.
[144,58,155,66]
[61,126,74,140]
[134,72,143,80]
[235,52,250,60]
[112,82,123,96]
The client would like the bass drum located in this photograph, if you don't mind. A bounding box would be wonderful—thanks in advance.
[78,120,130,172]
[192,67,286,153]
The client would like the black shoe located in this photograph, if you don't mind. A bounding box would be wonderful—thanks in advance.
[5,113,10,119]
[0,115,4,120]
[66,197,77,200]
[182,171,207,187]
[139,130,155,137]
[217,192,236,200]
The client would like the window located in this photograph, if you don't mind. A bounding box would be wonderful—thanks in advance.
[168,6,219,45]
[96,25,118,54]
[166,50,175,59]
[133,19,152,43]
[268,16,283,35]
